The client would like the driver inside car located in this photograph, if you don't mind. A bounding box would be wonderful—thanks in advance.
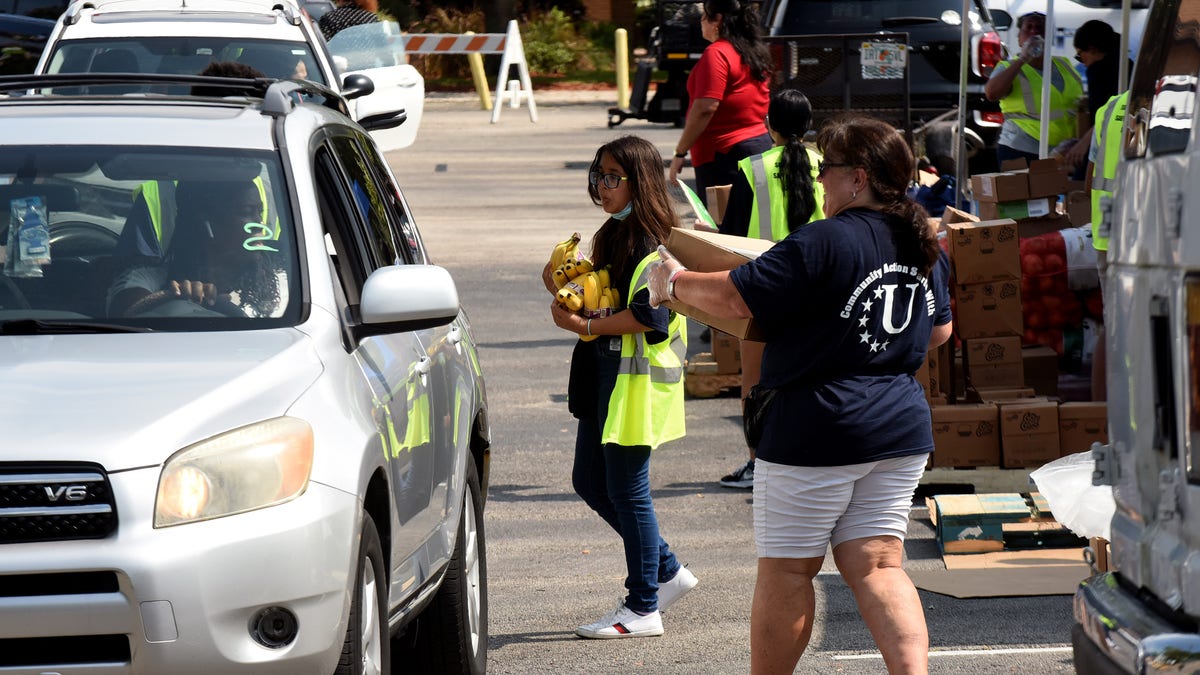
[107,179,287,318]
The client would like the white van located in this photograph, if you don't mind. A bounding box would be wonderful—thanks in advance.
[987,0,1150,63]
[1071,0,1200,672]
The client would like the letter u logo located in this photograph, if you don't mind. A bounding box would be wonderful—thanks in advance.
[880,283,920,334]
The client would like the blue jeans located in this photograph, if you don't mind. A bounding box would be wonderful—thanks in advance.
[571,338,681,613]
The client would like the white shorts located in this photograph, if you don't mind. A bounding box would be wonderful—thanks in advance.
[753,454,929,559]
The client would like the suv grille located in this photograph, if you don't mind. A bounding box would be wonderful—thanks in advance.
[0,464,117,543]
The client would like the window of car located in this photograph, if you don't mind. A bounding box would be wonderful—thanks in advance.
[1125,0,1199,158]
[46,37,324,86]
[0,145,301,328]
[325,134,401,268]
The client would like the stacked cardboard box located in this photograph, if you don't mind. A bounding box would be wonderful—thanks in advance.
[971,159,1073,238]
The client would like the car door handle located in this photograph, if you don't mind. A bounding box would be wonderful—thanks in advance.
[448,326,463,345]
[414,356,432,377]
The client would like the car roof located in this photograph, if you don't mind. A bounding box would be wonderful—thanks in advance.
[0,75,347,148]
[58,0,309,39]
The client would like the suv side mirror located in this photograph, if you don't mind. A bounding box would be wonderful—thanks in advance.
[991,9,1012,30]
[341,73,374,100]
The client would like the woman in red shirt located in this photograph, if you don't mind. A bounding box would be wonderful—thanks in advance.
[668,0,774,208]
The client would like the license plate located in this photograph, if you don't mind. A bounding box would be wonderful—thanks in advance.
[861,42,907,80]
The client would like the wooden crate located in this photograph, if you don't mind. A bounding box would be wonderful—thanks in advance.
[932,493,1032,554]
[930,492,1085,554]
[684,353,740,398]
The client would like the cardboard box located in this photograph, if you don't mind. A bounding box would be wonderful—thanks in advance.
[967,386,1039,403]
[963,335,1025,389]
[1015,212,1073,238]
[999,399,1061,468]
[1026,158,1070,199]
[711,329,740,375]
[977,198,1053,222]
[663,228,774,340]
[953,278,1023,339]
[1022,345,1060,397]
[940,205,978,229]
[946,219,1021,284]
[926,349,941,398]
[1000,158,1070,199]
[932,493,1033,554]
[1059,402,1108,456]
[1066,190,1090,227]
[972,172,1029,203]
[706,184,732,223]
[930,403,1001,468]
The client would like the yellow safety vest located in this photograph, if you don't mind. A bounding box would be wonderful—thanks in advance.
[601,251,687,449]
[738,145,825,241]
[1091,91,1128,252]
[998,56,1084,148]
[136,176,279,245]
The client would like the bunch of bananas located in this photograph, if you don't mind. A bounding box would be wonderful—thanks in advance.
[548,233,621,342]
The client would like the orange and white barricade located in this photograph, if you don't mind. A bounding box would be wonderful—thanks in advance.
[403,19,537,123]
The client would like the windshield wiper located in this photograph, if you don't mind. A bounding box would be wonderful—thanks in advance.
[880,16,941,27]
[0,319,152,335]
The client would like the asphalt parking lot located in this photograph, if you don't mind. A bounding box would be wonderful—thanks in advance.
[387,88,1080,674]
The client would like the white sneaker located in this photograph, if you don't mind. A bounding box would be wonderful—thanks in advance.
[658,565,698,611]
[575,600,664,639]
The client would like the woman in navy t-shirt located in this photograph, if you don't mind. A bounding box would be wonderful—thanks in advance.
[648,115,952,674]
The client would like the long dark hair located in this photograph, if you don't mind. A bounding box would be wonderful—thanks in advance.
[587,136,676,286]
[769,87,818,230]
[704,0,771,81]
[815,116,939,276]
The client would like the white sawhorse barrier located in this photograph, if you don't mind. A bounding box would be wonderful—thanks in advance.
[402,19,538,123]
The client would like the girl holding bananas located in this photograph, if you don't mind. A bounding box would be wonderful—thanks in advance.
[543,135,697,639]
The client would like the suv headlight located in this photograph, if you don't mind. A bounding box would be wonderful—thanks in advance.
[155,417,314,527]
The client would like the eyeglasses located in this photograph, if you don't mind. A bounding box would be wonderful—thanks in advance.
[589,171,628,190]
[817,161,850,177]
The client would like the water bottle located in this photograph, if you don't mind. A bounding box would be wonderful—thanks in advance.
[1023,35,1044,61]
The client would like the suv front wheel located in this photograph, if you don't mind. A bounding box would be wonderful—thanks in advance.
[336,514,388,675]
[396,461,488,674]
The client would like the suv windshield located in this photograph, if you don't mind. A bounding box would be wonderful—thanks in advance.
[0,146,300,328]
[46,37,324,87]
[774,0,983,33]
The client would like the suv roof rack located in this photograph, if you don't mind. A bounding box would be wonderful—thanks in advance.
[0,73,350,117]
[63,0,302,25]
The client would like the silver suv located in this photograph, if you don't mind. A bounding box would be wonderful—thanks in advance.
[35,0,425,151]
[0,72,489,674]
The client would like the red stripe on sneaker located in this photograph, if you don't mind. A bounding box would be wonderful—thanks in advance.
[613,623,630,634]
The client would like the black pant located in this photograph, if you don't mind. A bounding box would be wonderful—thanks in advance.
[694,133,773,208]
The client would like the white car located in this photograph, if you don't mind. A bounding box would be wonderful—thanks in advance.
[34,0,425,150]
[0,70,487,673]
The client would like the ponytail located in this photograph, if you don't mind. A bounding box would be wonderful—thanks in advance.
[778,136,817,231]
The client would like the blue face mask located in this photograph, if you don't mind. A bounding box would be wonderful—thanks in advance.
[612,202,633,220]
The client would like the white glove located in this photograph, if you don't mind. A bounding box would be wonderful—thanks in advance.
[647,245,686,308]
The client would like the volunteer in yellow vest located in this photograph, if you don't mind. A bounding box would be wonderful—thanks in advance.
[984,11,1084,165]
[543,136,696,640]
[132,176,278,257]
[713,86,825,490]
[1085,89,1127,402]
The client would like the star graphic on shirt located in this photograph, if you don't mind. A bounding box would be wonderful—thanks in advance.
[858,315,870,327]
[879,340,890,351]
[861,298,874,312]
[859,330,871,344]
[873,287,885,299]
[869,340,881,352]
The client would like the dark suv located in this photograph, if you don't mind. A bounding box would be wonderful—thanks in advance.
[760,0,1004,172]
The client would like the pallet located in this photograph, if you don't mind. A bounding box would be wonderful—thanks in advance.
[684,352,741,398]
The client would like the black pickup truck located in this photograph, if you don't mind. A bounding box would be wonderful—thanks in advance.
[609,0,1004,173]
[760,0,1005,173]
